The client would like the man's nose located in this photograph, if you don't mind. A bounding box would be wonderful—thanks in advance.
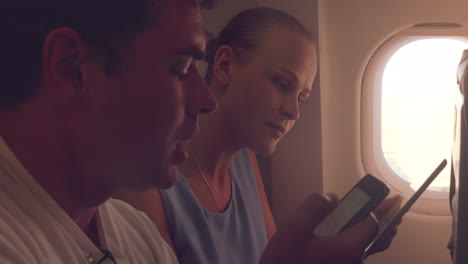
[186,65,217,117]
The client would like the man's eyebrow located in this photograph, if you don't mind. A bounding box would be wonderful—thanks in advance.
[174,46,205,60]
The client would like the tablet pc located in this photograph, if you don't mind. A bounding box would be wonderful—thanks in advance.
[364,159,448,254]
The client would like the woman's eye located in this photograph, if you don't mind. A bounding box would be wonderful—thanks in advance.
[279,82,289,90]
[274,79,290,90]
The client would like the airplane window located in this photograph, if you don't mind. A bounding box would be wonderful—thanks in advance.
[362,35,468,215]
[381,38,468,193]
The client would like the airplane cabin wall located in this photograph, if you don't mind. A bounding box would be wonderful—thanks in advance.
[319,0,468,263]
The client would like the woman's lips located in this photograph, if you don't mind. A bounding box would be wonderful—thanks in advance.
[267,123,286,138]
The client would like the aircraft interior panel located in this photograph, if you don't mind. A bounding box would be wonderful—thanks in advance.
[319,0,468,263]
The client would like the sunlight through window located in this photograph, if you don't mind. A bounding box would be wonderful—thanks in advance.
[382,38,468,192]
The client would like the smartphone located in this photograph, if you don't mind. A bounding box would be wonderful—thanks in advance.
[314,174,389,236]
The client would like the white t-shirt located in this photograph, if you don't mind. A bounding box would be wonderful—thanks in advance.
[0,137,178,264]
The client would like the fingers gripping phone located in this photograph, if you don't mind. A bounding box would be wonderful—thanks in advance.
[314,174,389,236]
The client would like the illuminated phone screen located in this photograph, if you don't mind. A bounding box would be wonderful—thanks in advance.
[315,188,371,236]
[332,188,371,230]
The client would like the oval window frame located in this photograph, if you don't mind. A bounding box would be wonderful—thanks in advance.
[361,24,468,216]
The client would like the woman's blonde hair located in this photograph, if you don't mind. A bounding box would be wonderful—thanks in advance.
[204,7,314,83]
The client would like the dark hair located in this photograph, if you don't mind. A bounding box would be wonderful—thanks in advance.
[204,7,314,83]
[0,0,214,111]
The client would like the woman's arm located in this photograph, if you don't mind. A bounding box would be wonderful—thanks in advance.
[248,150,277,240]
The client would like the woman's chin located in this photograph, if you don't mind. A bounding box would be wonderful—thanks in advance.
[251,142,277,155]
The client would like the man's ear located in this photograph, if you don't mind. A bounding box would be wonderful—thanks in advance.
[212,45,235,87]
[41,27,87,110]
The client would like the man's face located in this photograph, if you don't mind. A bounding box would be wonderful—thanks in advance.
[77,0,216,191]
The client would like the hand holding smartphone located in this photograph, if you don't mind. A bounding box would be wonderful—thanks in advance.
[313,159,447,259]
[314,174,389,237]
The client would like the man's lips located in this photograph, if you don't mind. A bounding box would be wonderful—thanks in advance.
[171,143,188,164]
[171,123,198,164]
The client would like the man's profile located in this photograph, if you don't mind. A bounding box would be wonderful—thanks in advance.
[0,0,215,262]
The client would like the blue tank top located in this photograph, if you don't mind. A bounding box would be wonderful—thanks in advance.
[160,148,268,264]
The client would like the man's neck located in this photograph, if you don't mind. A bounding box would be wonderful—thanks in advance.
[0,108,104,247]
[77,207,102,248]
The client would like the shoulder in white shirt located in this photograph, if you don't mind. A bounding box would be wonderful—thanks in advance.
[0,137,178,264]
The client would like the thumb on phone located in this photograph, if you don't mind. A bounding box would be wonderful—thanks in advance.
[374,194,402,216]
[286,193,337,240]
